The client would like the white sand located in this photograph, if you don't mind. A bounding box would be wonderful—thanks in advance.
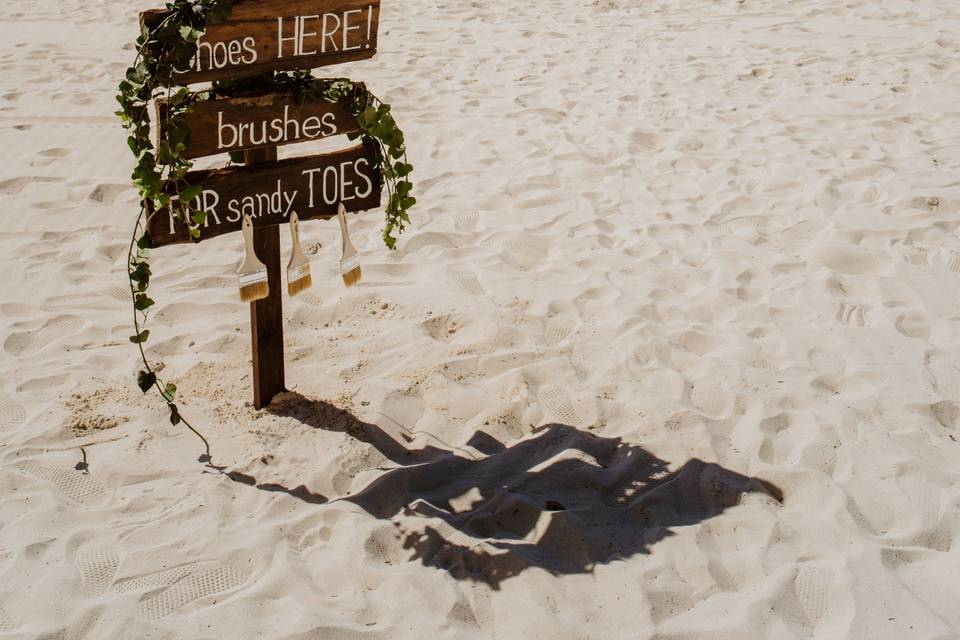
[1,0,959,637]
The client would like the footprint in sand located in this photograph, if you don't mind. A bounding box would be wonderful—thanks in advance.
[899,472,946,550]
[690,379,734,420]
[538,387,583,426]
[758,414,792,465]
[76,545,120,597]
[17,464,105,504]
[799,428,840,477]
[502,233,549,260]
[926,351,960,400]
[104,285,131,302]
[808,348,845,374]
[298,292,324,307]
[894,311,929,339]
[450,270,485,297]
[939,250,960,273]
[18,375,72,402]
[836,302,869,327]
[794,561,834,628]
[0,602,17,632]
[0,391,26,433]
[87,183,131,205]
[543,315,577,347]
[114,563,202,595]
[3,316,84,357]
[136,565,249,620]
[454,210,479,232]
[814,244,887,275]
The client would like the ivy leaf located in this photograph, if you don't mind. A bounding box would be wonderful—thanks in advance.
[169,87,191,106]
[180,184,203,203]
[137,370,157,393]
[169,403,182,425]
[358,106,379,129]
[130,329,151,344]
[134,294,156,311]
[164,383,177,402]
[179,26,204,42]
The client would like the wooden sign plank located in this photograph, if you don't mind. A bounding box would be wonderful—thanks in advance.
[157,90,362,159]
[147,142,381,247]
[142,0,381,85]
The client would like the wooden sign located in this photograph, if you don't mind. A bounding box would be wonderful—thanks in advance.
[142,0,381,85]
[147,142,381,247]
[137,1,390,410]
[157,90,362,159]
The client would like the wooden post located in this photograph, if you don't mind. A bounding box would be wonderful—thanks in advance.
[244,146,286,409]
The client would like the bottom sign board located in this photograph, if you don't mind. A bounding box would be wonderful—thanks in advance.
[147,142,382,247]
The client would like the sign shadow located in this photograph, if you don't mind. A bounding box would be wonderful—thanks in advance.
[255,393,782,589]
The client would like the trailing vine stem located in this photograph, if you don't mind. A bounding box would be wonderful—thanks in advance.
[117,0,414,454]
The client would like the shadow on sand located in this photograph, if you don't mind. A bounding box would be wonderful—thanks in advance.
[227,393,782,589]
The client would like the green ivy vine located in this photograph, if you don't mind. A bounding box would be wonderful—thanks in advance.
[116,0,414,456]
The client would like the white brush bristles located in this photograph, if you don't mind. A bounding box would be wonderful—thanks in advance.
[237,214,269,302]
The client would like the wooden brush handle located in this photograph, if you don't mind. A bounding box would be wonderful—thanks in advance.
[242,214,255,248]
[289,212,302,246]
[337,203,355,253]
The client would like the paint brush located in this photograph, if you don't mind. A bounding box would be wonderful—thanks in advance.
[237,214,269,302]
[286,212,312,296]
[337,203,362,287]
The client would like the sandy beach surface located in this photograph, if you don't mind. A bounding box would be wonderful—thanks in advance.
[1,0,959,637]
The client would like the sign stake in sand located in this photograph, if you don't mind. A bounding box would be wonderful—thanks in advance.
[139,0,386,409]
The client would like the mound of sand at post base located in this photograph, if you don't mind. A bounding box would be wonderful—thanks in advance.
[1,0,960,638]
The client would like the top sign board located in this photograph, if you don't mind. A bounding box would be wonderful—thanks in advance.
[142,0,381,85]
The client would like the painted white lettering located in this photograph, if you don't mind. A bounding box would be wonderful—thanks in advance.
[282,189,297,216]
[302,167,322,207]
[218,111,238,149]
[212,41,229,68]
[322,166,339,204]
[302,116,323,138]
[298,15,319,56]
[227,39,243,65]
[201,190,220,219]
[241,196,256,217]
[242,37,258,64]
[248,121,267,146]
[321,13,341,53]
[283,105,300,141]
[277,16,298,58]
[270,117,285,143]
[322,112,338,136]
[226,198,242,223]
[339,161,355,201]
[354,158,373,197]
[342,9,362,51]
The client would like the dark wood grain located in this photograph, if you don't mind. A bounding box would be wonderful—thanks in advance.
[243,146,286,409]
[146,141,382,248]
[142,0,380,85]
